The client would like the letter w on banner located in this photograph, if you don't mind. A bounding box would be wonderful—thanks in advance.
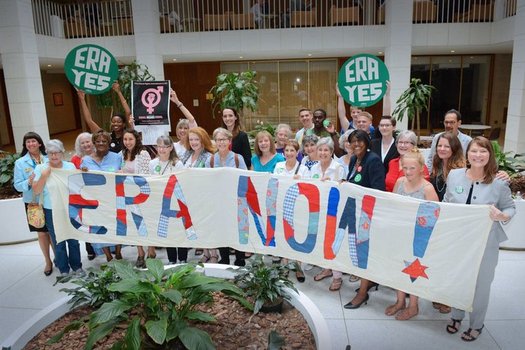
[132,80,171,145]
[48,168,493,312]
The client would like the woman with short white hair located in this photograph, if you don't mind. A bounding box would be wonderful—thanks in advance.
[71,132,93,169]
[32,139,82,276]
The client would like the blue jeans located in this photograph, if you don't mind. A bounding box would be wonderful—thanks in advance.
[44,208,82,274]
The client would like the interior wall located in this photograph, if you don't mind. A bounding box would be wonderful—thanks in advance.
[41,71,78,134]
[164,62,222,137]
[489,54,512,132]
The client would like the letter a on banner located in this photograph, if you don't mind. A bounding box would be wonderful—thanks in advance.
[158,175,196,240]
[237,176,278,246]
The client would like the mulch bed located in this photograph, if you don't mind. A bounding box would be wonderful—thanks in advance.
[24,293,316,349]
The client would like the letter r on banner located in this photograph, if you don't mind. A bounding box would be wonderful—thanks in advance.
[115,175,151,237]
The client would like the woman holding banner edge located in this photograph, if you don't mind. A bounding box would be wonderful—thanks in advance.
[443,136,515,342]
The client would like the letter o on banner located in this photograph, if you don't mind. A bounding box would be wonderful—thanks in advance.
[337,53,390,108]
[64,44,119,95]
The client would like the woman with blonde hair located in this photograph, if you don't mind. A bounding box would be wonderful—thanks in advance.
[251,130,284,173]
[385,148,438,320]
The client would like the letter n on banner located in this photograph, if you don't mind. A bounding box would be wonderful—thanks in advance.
[115,175,150,237]
[282,183,319,253]
[237,176,278,246]
[158,175,196,240]
[68,173,107,234]
[325,191,377,269]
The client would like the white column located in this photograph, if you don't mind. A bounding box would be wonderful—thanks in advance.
[384,0,413,130]
[504,0,525,153]
[131,0,164,80]
[0,0,49,152]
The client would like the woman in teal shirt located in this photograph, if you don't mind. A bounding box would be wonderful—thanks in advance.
[251,131,285,173]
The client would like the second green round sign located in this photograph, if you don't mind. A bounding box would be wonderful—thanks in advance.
[64,44,119,95]
[337,53,389,108]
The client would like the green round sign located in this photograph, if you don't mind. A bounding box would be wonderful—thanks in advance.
[64,44,119,95]
[337,53,390,108]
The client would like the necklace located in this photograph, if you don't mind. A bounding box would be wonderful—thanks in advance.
[434,166,446,193]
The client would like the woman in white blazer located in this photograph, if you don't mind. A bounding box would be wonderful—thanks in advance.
[443,136,515,342]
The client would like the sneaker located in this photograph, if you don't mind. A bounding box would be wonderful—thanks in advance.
[60,272,70,277]
[73,268,86,277]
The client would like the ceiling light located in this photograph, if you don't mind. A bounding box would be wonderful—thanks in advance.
[450,50,455,53]
[239,56,243,59]
[378,51,383,55]
[307,53,312,57]
[47,64,52,67]
[172,58,177,61]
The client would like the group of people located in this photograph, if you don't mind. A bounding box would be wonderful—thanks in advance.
[13,82,515,343]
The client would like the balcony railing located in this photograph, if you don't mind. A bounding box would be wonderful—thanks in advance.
[32,0,516,39]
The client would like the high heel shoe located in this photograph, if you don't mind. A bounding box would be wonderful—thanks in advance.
[344,293,369,309]
[354,282,379,293]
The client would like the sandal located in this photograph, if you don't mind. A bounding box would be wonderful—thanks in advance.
[329,278,342,291]
[385,303,405,316]
[199,254,210,263]
[461,326,483,342]
[446,318,462,334]
[314,269,333,281]
[209,256,219,263]
[395,307,418,321]
[439,305,451,314]
[349,274,360,282]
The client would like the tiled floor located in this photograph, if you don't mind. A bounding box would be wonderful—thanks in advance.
[1,241,524,349]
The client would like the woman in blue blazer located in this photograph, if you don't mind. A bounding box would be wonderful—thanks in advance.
[343,130,385,310]
[444,137,515,341]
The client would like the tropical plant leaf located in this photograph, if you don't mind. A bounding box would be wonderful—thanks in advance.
[84,320,118,350]
[145,318,168,345]
[90,300,131,326]
[186,310,216,322]
[179,326,216,350]
[145,258,165,281]
[108,279,154,294]
[161,289,183,305]
[124,317,142,350]
[112,260,138,280]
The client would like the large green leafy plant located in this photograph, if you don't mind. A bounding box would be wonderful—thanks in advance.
[232,255,297,314]
[392,78,435,143]
[53,260,249,350]
[209,71,259,117]
[0,151,21,199]
[491,141,525,175]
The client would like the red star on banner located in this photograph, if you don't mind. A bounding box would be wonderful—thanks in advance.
[402,258,429,282]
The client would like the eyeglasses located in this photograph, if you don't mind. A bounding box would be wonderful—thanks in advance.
[398,141,415,146]
[215,138,229,143]
[156,145,171,149]
[379,124,393,127]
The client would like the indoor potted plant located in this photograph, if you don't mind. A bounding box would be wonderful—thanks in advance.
[209,70,259,119]
[231,254,298,314]
[392,77,435,144]
[0,151,34,244]
[48,259,250,350]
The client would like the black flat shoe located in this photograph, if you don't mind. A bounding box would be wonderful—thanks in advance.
[344,294,369,309]
[354,282,379,293]
[44,267,53,276]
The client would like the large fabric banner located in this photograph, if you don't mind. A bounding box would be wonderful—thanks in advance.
[48,168,493,311]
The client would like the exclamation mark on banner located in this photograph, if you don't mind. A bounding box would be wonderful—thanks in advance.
[402,202,441,282]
